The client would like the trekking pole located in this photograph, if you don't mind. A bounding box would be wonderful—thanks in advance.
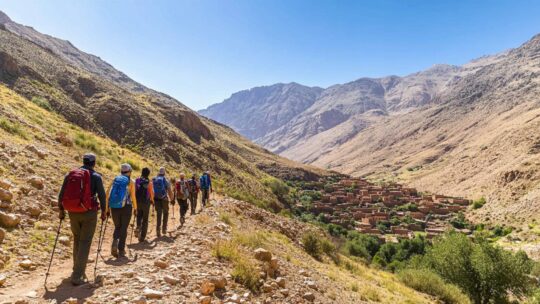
[128,219,135,257]
[44,217,63,287]
[94,216,108,282]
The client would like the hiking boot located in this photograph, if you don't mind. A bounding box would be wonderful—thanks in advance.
[111,239,119,258]
[162,227,167,235]
[70,275,88,286]
[139,238,147,244]
[135,228,140,238]
[118,250,126,258]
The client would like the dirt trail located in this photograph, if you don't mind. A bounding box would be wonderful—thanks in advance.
[0,198,217,304]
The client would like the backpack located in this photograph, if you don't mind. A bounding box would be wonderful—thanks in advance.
[61,168,95,213]
[135,177,149,204]
[188,179,199,193]
[153,176,167,199]
[108,175,130,209]
[176,180,189,200]
[200,174,211,189]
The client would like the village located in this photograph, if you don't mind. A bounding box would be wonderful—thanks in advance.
[299,177,472,241]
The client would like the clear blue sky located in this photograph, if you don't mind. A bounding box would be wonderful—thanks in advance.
[2,1,540,110]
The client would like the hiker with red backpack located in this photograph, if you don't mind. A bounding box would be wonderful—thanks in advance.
[174,173,190,228]
[135,168,154,243]
[106,164,138,258]
[200,171,212,210]
[58,153,107,286]
[153,167,173,237]
[187,173,199,215]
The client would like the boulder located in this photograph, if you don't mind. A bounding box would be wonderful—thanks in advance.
[26,203,41,217]
[28,176,44,190]
[276,277,286,288]
[209,276,227,289]
[19,259,33,270]
[0,188,13,202]
[200,280,215,295]
[303,292,315,302]
[0,211,20,228]
[143,288,163,299]
[25,145,47,159]
[0,179,12,190]
[58,236,70,246]
[269,257,279,270]
[164,275,180,285]
[199,296,212,304]
[254,248,272,262]
[154,259,168,269]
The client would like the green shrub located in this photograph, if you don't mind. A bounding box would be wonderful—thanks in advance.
[472,197,486,209]
[31,96,52,111]
[0,118,28,139]
[302,231,322,259]
[398,269,471,304]
[121,158,141,171]
[232,258,261,291]
[74,132,102,154]
[219,212,233,225]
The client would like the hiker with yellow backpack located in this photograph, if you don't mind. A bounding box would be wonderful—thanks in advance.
[106,163,137,258]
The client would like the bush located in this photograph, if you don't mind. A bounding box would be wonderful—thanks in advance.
[121,158,141,171]
[31,96,52,111]
[0,118,28,139]
[472,197,486,209]
[302,232,322,259]
[232,258,261,291]
[398,269,471,304]
[262,177,290,200]
[74,132,102,154]
[212,240,239,261]
[219,212,232,225]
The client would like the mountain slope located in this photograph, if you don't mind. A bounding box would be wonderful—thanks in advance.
[0,11,326,210]
[199,83,323,140]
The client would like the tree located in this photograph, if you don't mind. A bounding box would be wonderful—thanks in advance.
[421,233,533,304]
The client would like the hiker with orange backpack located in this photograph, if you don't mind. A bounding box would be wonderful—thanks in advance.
[135,168,154,243]
[152,167,173,237]
[106,164,137,258]
[58,153,107,286]
[174,173,190,228]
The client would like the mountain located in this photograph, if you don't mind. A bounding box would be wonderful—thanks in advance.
[201,34,540,223]
[199,83,323,140]
[0,10,326,212]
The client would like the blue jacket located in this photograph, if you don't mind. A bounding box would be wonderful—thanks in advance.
[200,174,212,190]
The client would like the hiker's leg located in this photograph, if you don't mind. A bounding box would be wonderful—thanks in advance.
[140,203,150,241]
[111,208,121,241]
[155,199,163,232]
[68,212,82,276]
[72,211,97,280]
[180,199,188,221]
[118,206,131,253]
[162,199,169,232]
[136,207,143,229]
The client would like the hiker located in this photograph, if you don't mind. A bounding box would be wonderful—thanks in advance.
[187,173,199,215]
[58,153,107,285]
[153,167,173,237]
[200,171,212,209]
[106,164,137,258]
[135,168,154,243]
[174,173,190,227]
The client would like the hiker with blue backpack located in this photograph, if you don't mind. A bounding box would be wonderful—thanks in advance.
[200,171,212,210]
[57,153,107,285]
[135,168,154,243]
[106,163,138,258]
[153,167,173,237]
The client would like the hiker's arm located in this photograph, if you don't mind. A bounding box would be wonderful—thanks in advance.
[105,183,112,215]
[129,181,137,211]
[167,183,174,201]
[96,176,107,214]
[57,175,68,211]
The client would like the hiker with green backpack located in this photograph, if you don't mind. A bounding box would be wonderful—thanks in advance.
[57,153,107,286]
[106,164,138,258]
[174,173,190,228]
[153,167,173,237]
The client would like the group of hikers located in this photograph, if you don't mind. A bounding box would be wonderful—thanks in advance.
[56,153,212,286]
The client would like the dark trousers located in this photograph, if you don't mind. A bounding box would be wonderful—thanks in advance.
[201,189,210,207]
[189,192,198,214]
[68,210,97,280]
[136,201,151,241]
[155,197,169,232]
[178,198,188,219]
[111,205,132,252]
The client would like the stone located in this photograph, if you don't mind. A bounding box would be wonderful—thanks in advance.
[19,259,33,269]
[25,145,47,159]
[275,277,286,288]
[279,288,289,296]
[209,276,227,289]
[269,257,279,270]
[200,280,216,295]
[0,188,13,202]
[303,292,315,302]
[28,176,44,190]
[164,275,180,285]
[299,269,309,277]
[254,248,272,262]
[229,294,241,303]
[0,211,20,228]
[0,273,6,287]
[58,236,70,246]
[143,288,164,299]
[26,203,41,217]
[64,298,78,304]
[0,228,5,244]
[262,283,273,293]
[154,259,168,269]
[199,296,212,304]
[132,296,147,304]
[306,281,317,290]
